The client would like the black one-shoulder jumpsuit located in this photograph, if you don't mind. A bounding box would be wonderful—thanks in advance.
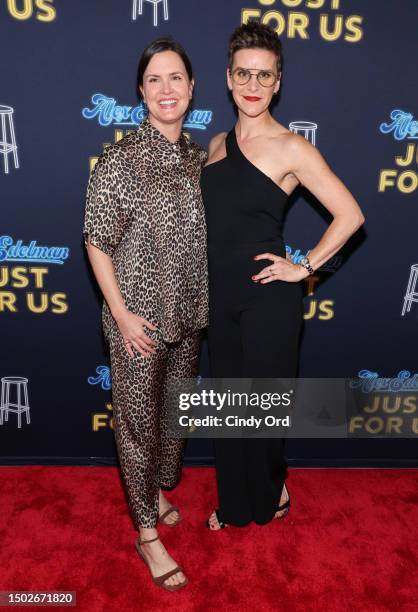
[200,128,303,526]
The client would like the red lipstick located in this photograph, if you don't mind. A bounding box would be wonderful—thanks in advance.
[244,96,261,102]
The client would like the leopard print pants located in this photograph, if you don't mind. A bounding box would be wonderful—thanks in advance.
[109,328,201,529]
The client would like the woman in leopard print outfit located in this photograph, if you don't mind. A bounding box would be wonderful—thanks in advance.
[83,39,208,591]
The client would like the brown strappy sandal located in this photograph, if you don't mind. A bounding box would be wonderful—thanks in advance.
[158,505,182,526]
[135,535,188,592]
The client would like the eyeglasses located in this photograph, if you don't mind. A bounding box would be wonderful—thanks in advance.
[231,68,278,88]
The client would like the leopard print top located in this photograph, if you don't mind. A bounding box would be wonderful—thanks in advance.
[83,116,209,343]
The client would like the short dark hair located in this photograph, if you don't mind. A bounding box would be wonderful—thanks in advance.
[228,22,282,74]
[137,37,193,93]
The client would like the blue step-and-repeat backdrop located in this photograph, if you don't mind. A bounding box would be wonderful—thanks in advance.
[1,0,417,466]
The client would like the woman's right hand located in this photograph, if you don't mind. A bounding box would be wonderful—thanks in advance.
[113,308,158,359]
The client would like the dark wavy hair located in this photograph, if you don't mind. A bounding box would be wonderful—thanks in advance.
[137,37,193,97]
[228,22,282,74]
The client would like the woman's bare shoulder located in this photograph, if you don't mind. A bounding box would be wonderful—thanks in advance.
[206,131,228,164]
[269,124,314,157]
[208,131,228,153]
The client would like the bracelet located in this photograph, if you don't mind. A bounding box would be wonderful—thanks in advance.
[298,256,314,276]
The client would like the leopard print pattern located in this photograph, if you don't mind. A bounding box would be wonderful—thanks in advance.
[110,327,201,529]
[83,118,208,528]
[84,116,208,344]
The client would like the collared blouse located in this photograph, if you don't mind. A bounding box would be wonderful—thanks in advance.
[83,117,209,344]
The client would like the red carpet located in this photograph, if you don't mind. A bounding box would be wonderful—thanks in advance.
[0,466,417,611]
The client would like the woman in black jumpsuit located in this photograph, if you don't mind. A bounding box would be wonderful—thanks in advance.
[201,127,303,526]
[200,22,365,529]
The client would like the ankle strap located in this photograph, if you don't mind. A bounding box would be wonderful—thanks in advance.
[139,535,160,545]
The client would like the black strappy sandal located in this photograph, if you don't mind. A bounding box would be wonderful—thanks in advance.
[276,482,290,519]
[206,509,228,529]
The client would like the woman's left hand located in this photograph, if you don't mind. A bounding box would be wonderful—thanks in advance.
[252,253,308,283]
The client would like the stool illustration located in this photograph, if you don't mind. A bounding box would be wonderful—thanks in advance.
[289,121,318,146]
[0,105,19,174]
[0,377,30,428]
[401,263,418,316]
[132,0,169,26]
